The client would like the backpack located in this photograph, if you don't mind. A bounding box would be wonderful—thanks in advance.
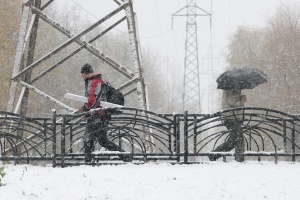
[105,82,125,106]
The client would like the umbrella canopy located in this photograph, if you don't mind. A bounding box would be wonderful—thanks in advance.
[217,67,267,90]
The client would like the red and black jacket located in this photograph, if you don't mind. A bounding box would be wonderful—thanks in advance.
[82,74,107,114]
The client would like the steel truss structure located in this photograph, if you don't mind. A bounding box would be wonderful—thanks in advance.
[6,0,147,118]
[1,107,300,167]
[172,0,211,113]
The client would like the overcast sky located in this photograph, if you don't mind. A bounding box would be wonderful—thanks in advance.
[60,0,298,71]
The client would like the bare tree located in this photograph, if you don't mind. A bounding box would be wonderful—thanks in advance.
[226,2,300,113]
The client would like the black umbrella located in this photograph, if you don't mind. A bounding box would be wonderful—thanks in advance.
[217,67,267,90]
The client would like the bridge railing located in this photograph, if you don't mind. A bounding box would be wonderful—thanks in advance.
[182,107,300,163]
[0,111,54,164]
[0,107,299,166]
[54,108,179,167]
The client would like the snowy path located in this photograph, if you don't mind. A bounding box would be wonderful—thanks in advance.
[0,161,300,200]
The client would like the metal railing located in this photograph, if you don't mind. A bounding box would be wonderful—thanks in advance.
[0,107,299,167]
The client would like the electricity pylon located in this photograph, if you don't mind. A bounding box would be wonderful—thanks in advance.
[172,0,211,113]
[6,0,150,151]
[7,0,147,116]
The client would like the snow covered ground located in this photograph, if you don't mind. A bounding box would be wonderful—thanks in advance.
[1,161,300,200]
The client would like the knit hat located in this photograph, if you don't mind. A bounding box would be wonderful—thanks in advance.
[80,63,94,74]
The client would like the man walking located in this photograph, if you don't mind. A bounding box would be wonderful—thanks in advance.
[78,63,130,163]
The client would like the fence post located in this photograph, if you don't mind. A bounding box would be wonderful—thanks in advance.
[43,120,47,157]
[184,111,188,164]
[283,119,287,152]
[61,117,66,168]
[193,115,197,154]
[52,109,56,168]
[69,126,73,155]
[174,115,180,162]
[292,121,295,162]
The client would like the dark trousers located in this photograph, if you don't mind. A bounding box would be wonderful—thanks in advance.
[211,119,244,162]
[84,116,124,162]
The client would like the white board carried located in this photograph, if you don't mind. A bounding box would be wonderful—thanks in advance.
[64,93,123,108]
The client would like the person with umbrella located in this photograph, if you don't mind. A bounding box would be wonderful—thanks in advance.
[208,89,247,162]
[209,67,267,162]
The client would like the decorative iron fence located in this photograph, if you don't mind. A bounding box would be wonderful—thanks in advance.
[0,111,54,163]
[0,107,299,167]
[182,107,300,163]
[54,108,179,167]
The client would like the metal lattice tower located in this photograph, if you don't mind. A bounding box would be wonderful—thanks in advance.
[172,0,211,113]
[6,0,148,117]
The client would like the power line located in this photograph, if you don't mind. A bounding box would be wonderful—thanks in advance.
[69,0,95,18]
[69,0,127,34]
[153,0,168,55]
[140,29,171,39]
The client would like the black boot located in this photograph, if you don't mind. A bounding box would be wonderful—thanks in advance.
[208,154,217,161]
